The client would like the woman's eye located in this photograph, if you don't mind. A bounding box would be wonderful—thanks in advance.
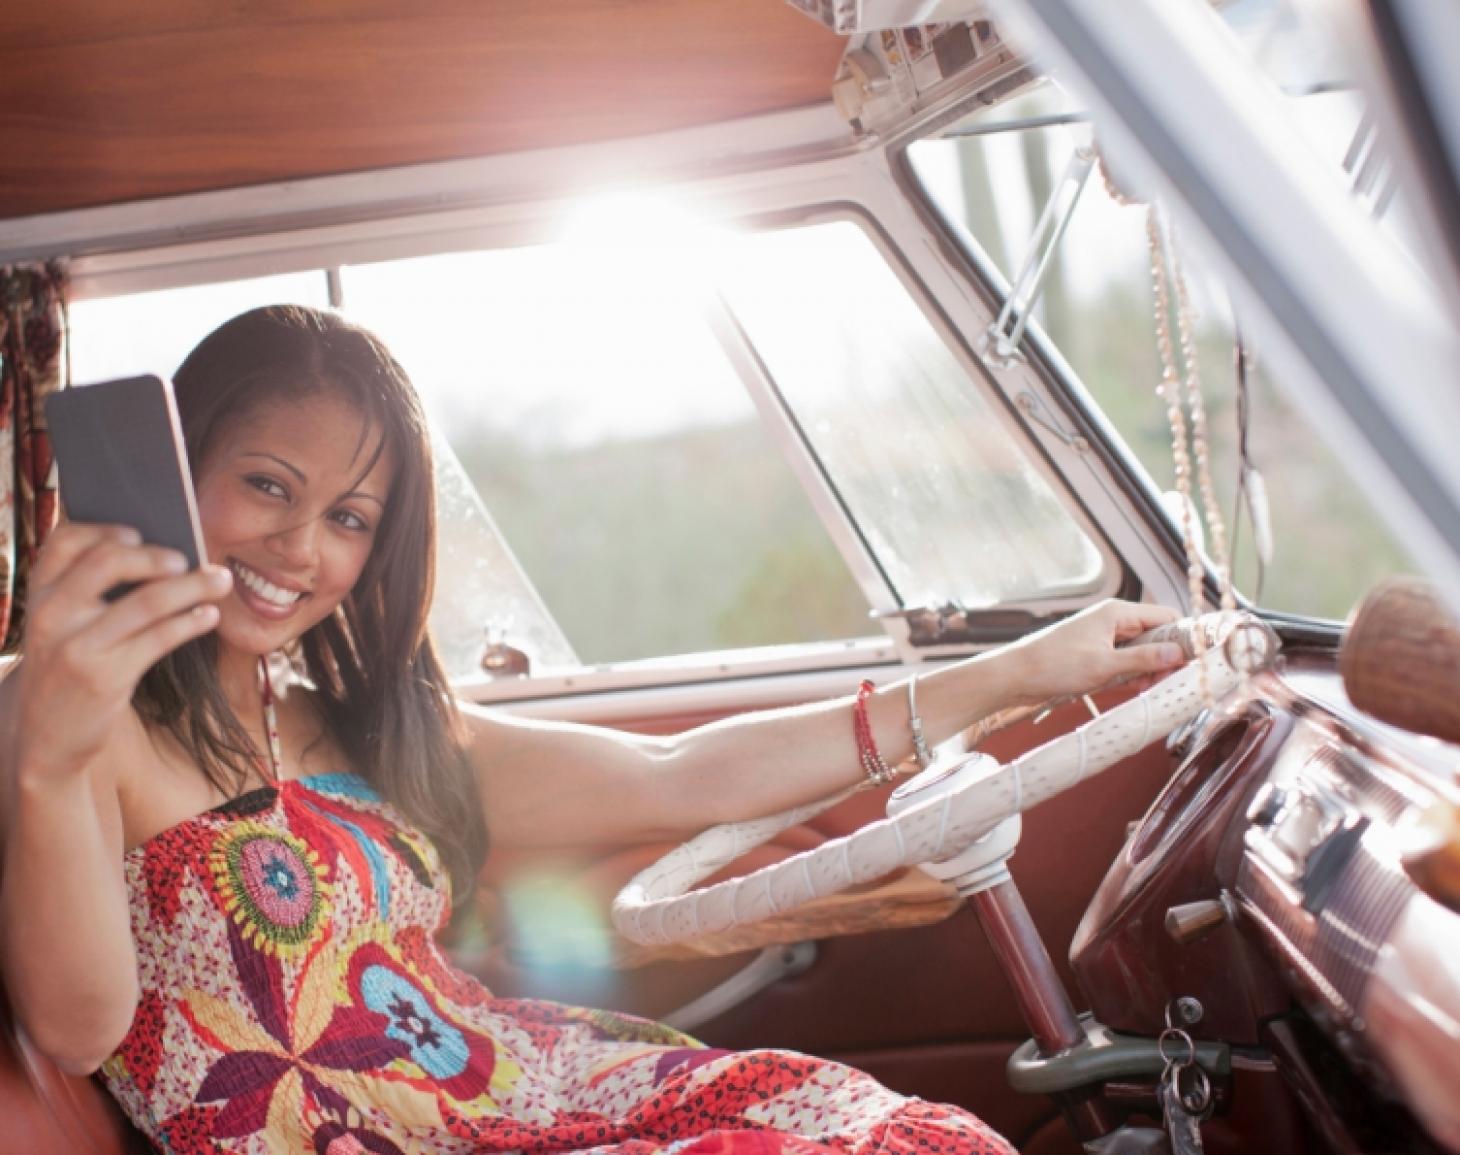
[332,509,371,533]
[246,475,288,499]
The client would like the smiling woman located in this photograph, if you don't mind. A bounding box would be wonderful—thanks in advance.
[130,305,490,902]
[2,0,1458,1151]
[0,293,1181,1155]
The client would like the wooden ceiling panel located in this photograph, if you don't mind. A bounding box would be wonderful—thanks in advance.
[0,0,843,220]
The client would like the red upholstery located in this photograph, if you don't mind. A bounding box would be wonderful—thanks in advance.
[0,989,150,1153]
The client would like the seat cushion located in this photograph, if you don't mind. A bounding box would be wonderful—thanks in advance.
[0,991,150,1154]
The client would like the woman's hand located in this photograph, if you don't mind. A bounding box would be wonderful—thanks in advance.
[1007,598,1186,707]
[10,523,233,781]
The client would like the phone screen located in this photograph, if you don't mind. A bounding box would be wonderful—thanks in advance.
[46,375,208,576]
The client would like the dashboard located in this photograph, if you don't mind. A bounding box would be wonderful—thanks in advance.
[1070,654,1460,1152]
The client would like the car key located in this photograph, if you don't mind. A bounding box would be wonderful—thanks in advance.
[1157,1000,1211,1155]
[1158,1070,1206,1155]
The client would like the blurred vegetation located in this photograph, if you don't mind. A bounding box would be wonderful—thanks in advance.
[441,117,1416,669]
[1059,283,1414,618]
[942,125,1415,623]
[451,422,871,665]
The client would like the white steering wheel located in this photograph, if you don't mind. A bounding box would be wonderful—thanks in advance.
[613,613,1278,947]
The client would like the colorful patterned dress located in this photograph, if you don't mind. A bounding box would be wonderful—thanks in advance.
[101,773,1014,1155]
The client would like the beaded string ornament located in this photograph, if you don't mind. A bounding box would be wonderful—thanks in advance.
[1100,158,1239,706]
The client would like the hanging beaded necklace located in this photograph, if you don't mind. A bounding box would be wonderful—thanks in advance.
[1099,155,1239,705]
[258,655,284,783]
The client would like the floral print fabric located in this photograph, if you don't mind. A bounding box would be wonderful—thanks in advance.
[0,260,66,652]
[103,774,1013,1155]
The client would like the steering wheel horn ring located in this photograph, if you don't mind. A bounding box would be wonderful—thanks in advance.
[614,614,1277,947]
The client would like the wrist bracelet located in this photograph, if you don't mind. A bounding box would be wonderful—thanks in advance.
[907,675,933,770]
[854,679,896,786]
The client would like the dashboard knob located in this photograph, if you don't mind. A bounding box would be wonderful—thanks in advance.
[1166,709,1210,759]
[1165,893,1237,945]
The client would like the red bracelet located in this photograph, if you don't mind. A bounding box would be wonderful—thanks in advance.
[854,679,895,786]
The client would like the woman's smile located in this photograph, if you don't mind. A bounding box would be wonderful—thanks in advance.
[227,557,310,619]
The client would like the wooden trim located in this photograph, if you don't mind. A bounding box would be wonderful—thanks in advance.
[0,0,844,219]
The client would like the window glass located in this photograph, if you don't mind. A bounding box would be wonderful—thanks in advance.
[66,272,572,681]
[1224,0,1423,263]
[908,77,1419,620]
[67,207,1124,679]
[429,429,578,677]
[717,221,1107,611]
[68,272,329,384]
[339,241,872,667]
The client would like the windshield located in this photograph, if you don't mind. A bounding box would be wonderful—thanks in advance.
[907,62,1420,622]
[716,220,1109,612]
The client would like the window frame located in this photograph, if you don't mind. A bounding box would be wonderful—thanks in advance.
[54,107,1156,702]
[707,204,1130,663]
[890,73,1442,627]
[888,120,1220,618]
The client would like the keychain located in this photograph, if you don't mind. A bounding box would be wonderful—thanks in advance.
[1156,1000,1213,1154]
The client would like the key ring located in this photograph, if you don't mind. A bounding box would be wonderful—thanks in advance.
[1158,1026,1197,1070]
[1176,1062,1213,1116]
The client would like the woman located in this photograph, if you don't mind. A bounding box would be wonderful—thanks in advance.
[0,306,1182,1155]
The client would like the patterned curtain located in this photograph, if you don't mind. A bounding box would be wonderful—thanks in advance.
[0,261,67,652]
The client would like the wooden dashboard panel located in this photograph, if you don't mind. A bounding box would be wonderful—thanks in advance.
[0,0,843,220]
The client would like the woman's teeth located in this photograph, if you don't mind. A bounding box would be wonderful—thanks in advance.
[230,561,304,608]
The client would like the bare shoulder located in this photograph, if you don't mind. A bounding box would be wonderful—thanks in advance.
[111,710,236,855]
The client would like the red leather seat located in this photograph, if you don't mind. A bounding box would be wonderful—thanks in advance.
[0,987,150,1154]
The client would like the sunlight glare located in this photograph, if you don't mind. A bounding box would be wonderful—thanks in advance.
[559,189,734,301]
[562,190,724,250]
[500,871,613,970]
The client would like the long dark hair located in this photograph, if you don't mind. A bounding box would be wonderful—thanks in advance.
[135,305,488,902]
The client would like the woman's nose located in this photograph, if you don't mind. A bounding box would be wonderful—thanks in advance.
[267,515,321,568]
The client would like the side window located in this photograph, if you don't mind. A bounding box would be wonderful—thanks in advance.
[65,257,875,683]
[66,271,580,682]
[716,221,1110,613]
[69,273,329,381]
[338,243,872,671]
[908,79,1419,621]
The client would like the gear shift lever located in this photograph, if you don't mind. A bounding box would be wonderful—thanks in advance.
[889,754,1115,1141]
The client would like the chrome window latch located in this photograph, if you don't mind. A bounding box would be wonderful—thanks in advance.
[976,144,1096,371]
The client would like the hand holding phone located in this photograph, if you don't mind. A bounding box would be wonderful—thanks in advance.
[11,522,232,780]
[10,377,231,779]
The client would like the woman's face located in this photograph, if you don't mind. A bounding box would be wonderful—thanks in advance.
[193,390,395,660]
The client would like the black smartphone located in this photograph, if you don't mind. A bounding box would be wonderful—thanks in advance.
[45,376,208,591]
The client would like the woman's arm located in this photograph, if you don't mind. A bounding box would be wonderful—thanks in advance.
[467,599,1184,850]
[0,524,233,1075]
[0,693,137,1076]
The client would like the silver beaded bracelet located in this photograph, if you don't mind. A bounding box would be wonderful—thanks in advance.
[907,675,933,770]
